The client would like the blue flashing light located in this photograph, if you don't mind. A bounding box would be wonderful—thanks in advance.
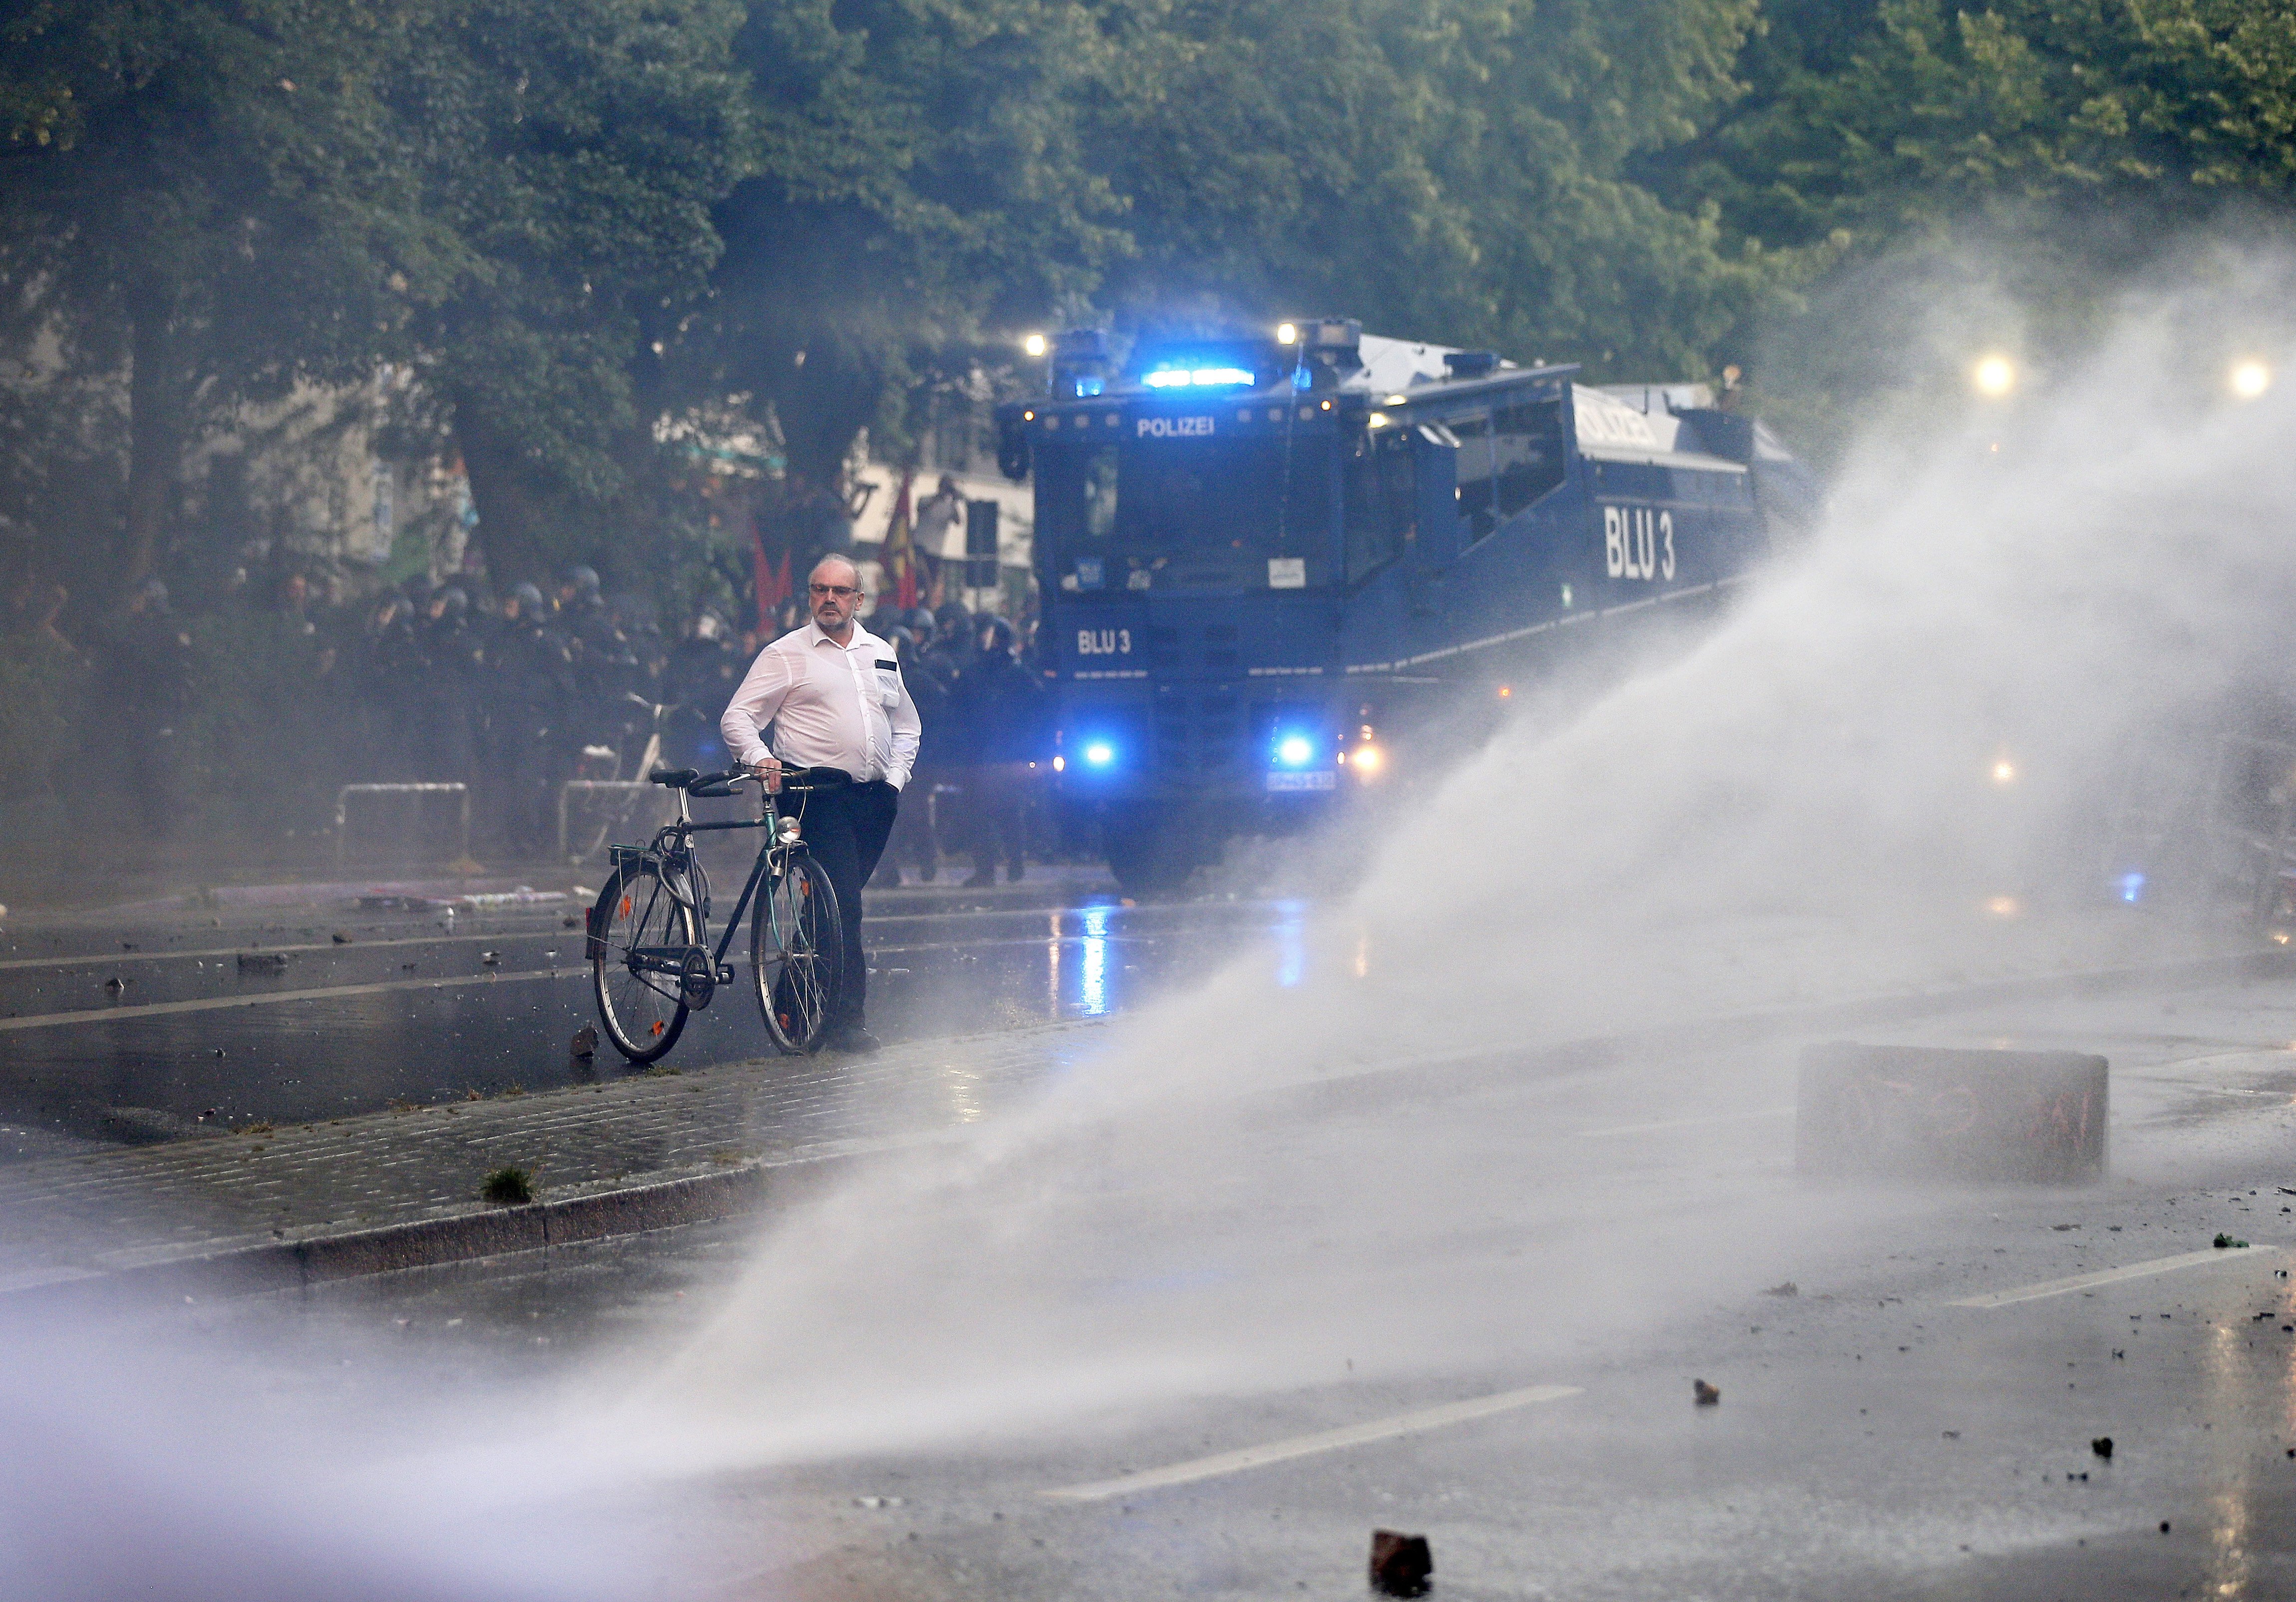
[1074,374,1105,397]
[2118,871,2145,904]
[1274,734,1315,768]
[1143,366,1256,389]
[1083,741,1116,768]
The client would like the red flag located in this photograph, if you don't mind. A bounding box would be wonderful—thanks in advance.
[753,514,791,627]
[883,471,919,610]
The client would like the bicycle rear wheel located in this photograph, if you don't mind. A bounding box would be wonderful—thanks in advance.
[592,861,698,1062]
[751,851,843,1054]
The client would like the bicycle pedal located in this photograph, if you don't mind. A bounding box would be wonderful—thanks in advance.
[717,965,736,985]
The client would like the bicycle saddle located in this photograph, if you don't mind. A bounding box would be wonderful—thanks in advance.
[647,768,700,788]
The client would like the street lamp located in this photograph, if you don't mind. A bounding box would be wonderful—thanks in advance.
[2232,359,2272,400]
[1972,354,2015,398]
[1276,322,1298,345]
[1022,332,1048,358]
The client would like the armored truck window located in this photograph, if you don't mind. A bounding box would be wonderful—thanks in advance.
[1344,429,1416,584]
[1491,395,1566,516]
[1451,412,1496,544]
[1046,436,1332,569]
[1082,446,1119,541]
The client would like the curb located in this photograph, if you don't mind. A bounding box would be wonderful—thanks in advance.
[8,1154,862,1312]
[13,941,2290,1306]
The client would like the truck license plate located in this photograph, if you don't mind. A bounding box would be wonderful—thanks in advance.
[1265,771,1335,792]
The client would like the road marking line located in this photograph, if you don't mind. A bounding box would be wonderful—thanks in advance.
[1948,1245,2275,1308]
[0,968,581,1032]
[1040,1384,1581,1503]
[1579,1106,1793,1138]
[0,927,577,973]
[6,902,1221,973]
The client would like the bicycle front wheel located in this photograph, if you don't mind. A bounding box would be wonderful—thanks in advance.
[592,861,697,1063]
[751,851,843,1054]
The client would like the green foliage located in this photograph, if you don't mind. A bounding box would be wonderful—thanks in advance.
[1646,0,2296,460]
[1102,0,1781,376]
[400,0,750,584]
[13,0,2296,609]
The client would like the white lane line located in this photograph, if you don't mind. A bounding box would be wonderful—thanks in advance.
[5,899,1233,973]
[0,968,581,1032]
[1040,1384,1581,1503]
[1578,1106,1793,1138]
[1948,1244,2275,1308]
[0,926,576,973]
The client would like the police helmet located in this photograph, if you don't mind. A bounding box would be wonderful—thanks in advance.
[509,581,546,615]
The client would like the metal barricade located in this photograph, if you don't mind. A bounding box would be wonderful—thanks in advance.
[559,779,676,861]
[334,783,471,868]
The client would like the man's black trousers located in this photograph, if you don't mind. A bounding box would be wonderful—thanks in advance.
[793,779,898,1030]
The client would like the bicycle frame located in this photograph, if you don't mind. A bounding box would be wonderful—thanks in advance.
[609,776,816,993]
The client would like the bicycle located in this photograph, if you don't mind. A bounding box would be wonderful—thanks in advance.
[585,764,849,1062]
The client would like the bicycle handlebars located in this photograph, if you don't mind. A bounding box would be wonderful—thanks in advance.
[652,765,855,798]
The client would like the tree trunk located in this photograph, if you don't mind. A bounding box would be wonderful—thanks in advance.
[123,277,184,589]
[769,345,880,492]
[452,394,552,590]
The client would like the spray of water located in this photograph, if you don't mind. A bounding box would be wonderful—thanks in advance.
[609,277,2296,1476]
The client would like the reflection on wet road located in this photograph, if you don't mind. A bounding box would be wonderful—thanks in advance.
[0,887,1307,1149]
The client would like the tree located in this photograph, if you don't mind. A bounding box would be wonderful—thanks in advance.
[0,0,443,592]
[394,0,748,589]
[1101,0,1781,377]
[706,0,1127,490]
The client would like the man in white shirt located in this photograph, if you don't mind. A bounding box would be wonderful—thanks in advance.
[721,554,922,1053]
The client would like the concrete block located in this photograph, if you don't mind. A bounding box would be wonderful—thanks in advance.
[1796,1043,2106,1184]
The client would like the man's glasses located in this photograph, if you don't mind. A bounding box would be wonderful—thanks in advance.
[809,584,860,599]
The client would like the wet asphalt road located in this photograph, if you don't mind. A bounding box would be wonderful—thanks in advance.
[0,869,1299,1154]
[89,970,2296,1602]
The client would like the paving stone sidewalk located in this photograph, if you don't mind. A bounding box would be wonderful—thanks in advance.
[0,1020,1117,1286]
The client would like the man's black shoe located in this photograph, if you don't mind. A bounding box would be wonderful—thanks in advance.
[825,1026,883,1055]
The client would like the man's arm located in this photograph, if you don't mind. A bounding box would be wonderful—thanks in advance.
[886,661,922,791]
[720,645,797,769]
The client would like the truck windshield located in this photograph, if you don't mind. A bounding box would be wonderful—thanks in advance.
[1045,437,1333,582]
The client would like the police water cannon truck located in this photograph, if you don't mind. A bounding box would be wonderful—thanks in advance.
[996,319,1817,894]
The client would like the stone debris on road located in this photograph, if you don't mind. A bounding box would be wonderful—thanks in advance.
[1694,1379,1722,1406]
[1369,1530,1433,1598]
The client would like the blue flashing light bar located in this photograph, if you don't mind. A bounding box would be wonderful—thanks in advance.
[1143,366,1257,389]
[1273,734,1316,769]
[1082,741,1117,768]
